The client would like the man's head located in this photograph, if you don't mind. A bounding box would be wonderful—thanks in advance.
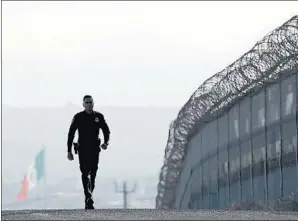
[83,95,94,112]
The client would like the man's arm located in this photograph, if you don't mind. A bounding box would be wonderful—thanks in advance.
[100,115,110,144]
[67,115,78,152]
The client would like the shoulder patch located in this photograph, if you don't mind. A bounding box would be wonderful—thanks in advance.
[94,117,100,122]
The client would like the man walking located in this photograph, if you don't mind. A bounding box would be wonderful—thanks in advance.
[67,95,110,209]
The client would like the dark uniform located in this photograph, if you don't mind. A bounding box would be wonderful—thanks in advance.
[67,110,110,204]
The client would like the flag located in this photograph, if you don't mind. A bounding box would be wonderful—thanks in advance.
[17,147,45,201]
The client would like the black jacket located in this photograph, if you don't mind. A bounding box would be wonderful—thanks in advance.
[67,110,110,152]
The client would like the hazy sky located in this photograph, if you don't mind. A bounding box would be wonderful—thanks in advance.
[3,1,298,107]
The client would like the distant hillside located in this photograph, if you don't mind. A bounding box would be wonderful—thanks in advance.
[2,104,179,186]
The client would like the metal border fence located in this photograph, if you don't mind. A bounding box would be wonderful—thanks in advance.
[156,15,298,209]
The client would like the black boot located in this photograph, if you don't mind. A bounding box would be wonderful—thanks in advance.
[85,189,94,210]
[85,197,94,209]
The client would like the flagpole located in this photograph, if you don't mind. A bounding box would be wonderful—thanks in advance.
[43,145,47,210]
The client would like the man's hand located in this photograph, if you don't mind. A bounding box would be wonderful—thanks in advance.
[67,152,74,161]
[101,143,108,150]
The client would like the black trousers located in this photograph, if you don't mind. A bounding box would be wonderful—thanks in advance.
[78,146,100,200]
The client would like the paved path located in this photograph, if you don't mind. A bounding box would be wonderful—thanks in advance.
[2,209,298,220]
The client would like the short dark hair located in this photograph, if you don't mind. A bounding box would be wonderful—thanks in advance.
[83,95,92,101]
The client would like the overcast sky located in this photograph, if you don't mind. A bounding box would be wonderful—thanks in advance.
[3,1,298,108]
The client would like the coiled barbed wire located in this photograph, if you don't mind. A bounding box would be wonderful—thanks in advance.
[156,15,298,209]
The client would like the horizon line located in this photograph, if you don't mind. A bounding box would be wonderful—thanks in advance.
[2,103,180,109]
